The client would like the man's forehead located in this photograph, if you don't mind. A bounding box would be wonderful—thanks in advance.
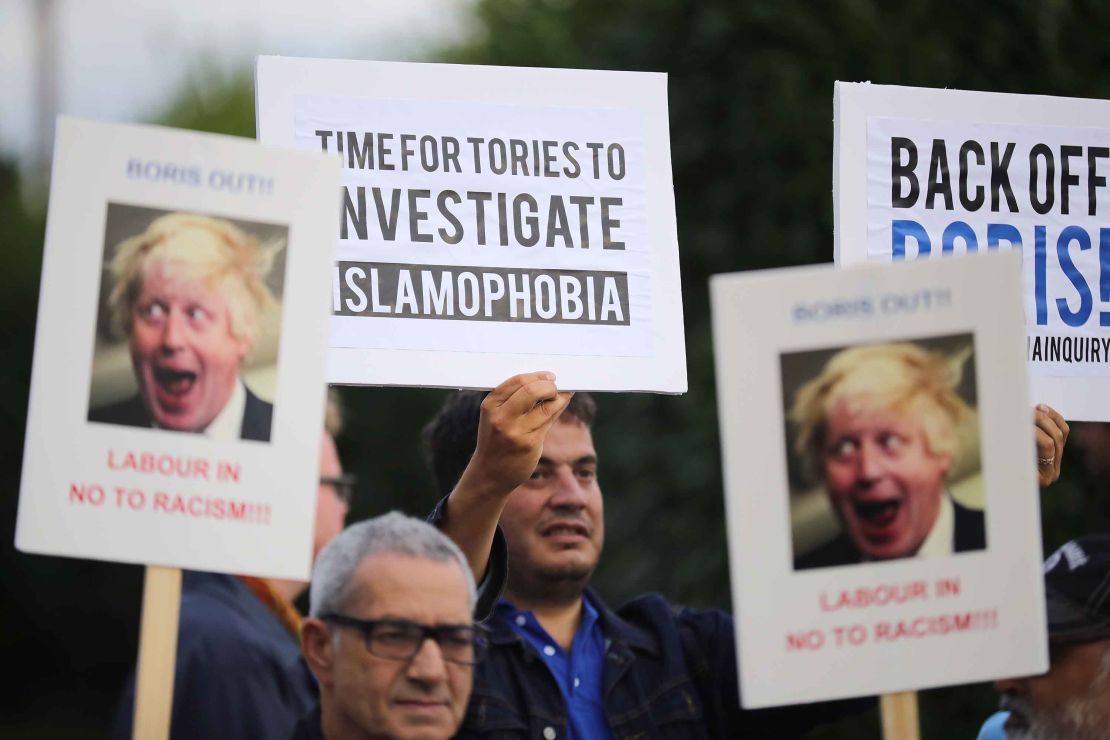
[348,553,470,618]
[138,260,223,300]
[539,419,596,459]
[824,397,917,430]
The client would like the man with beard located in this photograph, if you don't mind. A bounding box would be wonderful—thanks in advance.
[979,535,1110,740]
[423,383,870,739]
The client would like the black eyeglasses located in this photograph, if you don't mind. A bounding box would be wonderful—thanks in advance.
[319,474,357,506]
[322,615,489,665]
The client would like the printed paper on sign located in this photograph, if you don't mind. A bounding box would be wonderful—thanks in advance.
[835,81,1110,419]
[15,118,340,580]
[712,250,1046,706]
[256,56,686,393]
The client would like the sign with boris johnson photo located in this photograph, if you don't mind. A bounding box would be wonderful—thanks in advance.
[255,55,686,393]
[711,250,1046,706]
[835,81,1110,420]
[15,117,341,580]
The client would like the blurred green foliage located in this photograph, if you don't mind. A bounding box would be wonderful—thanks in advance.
[5,1,1110,737]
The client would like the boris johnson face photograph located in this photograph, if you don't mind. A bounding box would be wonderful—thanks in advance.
[88,204,287,443]
[784,334,986,571]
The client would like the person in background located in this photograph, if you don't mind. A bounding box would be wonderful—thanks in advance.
[111,394,351,739]
[978,535,1110,740]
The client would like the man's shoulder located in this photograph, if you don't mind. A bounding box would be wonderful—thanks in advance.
[289,705,325,740]
[241,387,274,442]
[89,394,150,427]
[177,573,301,670]
[953,499,987,552]
[608,591,733,650]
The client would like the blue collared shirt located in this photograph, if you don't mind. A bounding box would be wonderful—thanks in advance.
[495,595,612,740]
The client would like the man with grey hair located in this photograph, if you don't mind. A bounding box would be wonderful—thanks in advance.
[978,534,1110,739]
[295,513,485,740]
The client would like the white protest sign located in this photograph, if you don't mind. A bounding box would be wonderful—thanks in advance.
[711,250,1046,706]
[16,118,341,580]
[256,56,686,392]
[835,81,1110,419]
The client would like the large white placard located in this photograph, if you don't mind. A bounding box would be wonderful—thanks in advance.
[711,250,1046,706]
[256,56,686,392]
[15,118,341,580]
[835,81,1110,419]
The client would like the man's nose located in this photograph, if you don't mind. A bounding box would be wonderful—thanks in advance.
[993,676,1024,695]
[857,441,885,481]
[406,637,449,684]
[160,311,185,350]
[548,466,586,508]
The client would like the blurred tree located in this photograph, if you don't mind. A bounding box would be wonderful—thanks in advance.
[6,1,1110,737]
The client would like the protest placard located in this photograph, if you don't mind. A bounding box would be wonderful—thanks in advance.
[835,81,1110,419]
[256,56,686,392]
[711,250,1046,706]
[16,117,341,580]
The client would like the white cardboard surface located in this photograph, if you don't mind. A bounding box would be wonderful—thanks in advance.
[15,118,341,580]
[256,56,686,393]
[711,250,1046,706]
[835,81,1110,419]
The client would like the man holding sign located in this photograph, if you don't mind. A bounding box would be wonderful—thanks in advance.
[423,388,870,738]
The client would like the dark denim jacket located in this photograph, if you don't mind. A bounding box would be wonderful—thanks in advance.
[458,588,871,740]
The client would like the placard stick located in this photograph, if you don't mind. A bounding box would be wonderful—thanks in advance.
[880,691,920,740]
[132,566,182,740]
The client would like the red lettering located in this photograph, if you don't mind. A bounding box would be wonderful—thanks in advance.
[785,629,825,651]
[147,492,269,526]
[819,580,928,611]
[69,482,106,505]
[872,611,994,643]
[934,577,962,598]
[106,449,211,480]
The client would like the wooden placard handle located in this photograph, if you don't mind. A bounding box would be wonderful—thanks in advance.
[132,566,183,740]
[880,691,920,740]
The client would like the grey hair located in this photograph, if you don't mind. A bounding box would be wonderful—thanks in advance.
[309,511,476,618]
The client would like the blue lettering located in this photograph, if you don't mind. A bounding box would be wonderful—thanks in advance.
[892,220,931,260]
[1035,225,1048,326]
[1056,226,1092,328]
[941,221,978,253]
[1101,229,1110,327]
[986,223,1022,251]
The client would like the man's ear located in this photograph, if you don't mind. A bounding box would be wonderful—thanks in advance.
[301,618,336,687]
[939,453,953,478]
